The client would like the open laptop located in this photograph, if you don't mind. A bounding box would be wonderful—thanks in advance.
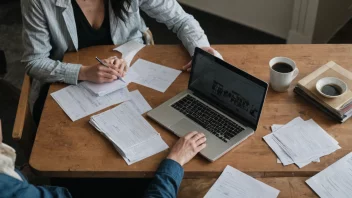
[148,47,268,161]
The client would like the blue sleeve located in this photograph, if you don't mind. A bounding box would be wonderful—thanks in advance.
[144,159,184,198]
[0,170,72,198]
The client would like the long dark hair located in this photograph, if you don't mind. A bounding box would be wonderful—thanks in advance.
[110,0,132,22]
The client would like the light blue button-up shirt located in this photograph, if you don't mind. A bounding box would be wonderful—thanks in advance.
[21,0,210,110]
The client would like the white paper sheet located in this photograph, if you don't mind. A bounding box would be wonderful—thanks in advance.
[80,69,139,96]
[51,85,130,121]
[306,152,352,198]
[271,124,320,167]
[113,40,145,67]
[120,135,168,165]
[263,117,304,166]
[90,102,168,165]
[265,117,340,168]
[273,121,340,163]
[125,90,152,114]
[204,165,280,198]
[129,59,181,92]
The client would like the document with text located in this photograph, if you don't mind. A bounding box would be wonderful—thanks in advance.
[129,59,181,92]
[306,152,352,198]
[204,165,280,198]
[51,85,130,121]
[90,102,168,165]
[125,90,152,114]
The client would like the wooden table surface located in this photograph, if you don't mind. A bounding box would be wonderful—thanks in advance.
[178,177,317,198]
[30,44,352,179]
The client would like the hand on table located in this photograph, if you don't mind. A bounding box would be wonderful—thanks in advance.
[167,131,207,166]
[78,56,128,83]
[182,47,222,72]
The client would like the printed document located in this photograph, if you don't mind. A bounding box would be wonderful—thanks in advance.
[130,59,181,92]
[90,102,168,165]
[125,90,152,114]
[204,165,280,198]
[51,85,130,121]
[306,152,352,198]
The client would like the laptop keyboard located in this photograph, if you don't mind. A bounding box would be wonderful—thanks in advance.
[171,95,245,143]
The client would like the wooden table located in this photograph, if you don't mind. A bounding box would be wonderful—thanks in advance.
[30,44,352,197]
[178,177,317,198]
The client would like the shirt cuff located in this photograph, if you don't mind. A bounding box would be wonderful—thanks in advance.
[157,159,184,185]
[186,38,210,56]
[64,63,81,85]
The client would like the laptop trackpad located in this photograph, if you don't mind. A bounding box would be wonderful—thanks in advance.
[170,118,205,137]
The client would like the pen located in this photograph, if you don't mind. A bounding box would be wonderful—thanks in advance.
[95,57,126,83]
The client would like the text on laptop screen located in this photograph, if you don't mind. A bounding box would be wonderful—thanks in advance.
[189,52,267,127]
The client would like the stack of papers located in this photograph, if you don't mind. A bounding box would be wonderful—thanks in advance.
[204,165,280,198]
[89,102,168,165]
[129,59,182,92]
[51,85,130,121]
[263,117,340,168]
[306,152,352,198]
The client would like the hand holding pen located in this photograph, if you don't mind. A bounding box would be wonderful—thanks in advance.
[78,56,127,83]
[96,57,126,82]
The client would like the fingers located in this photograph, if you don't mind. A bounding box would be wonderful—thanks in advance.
[182,61,192,71]
[195,143,206,152]
[99,77,116,83]
[201,47,216,55]
[184,131,198,140]
[196,136,206,145]
[98,65,120,77]
[98,71,117,80]
[117,60,127,77]
[191,132,205,142]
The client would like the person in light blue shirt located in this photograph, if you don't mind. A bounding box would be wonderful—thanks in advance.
[0,129,206,198]
[21,0,222,124]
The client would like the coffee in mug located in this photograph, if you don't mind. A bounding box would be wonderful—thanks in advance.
[272,63,294,73]
[269,57,299,92]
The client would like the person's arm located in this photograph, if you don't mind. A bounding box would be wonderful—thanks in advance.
[144,159,184,198]
[21,0,81,84]
[0,170,72,198]
[21,0,124,84]
[139,0,209,56]
[145,131,207,198]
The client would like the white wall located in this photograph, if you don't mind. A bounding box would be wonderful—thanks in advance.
[179,0,352,43]
[178,0,295,39]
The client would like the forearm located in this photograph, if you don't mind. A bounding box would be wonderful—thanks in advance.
[24,58,81,84]
[144,159,184,198]
[140,0,210,56]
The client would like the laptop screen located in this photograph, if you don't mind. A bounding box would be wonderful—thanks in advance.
[188,48,268,129]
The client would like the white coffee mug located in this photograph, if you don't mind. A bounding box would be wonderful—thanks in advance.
[269,57,299,92]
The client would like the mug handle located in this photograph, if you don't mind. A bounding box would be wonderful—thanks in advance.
[292,68,299,80]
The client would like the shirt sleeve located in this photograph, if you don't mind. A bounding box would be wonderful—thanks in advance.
[144,159,184,198]
[139,0,210,56]
[0,170,72,198]
[21,0,81,84]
